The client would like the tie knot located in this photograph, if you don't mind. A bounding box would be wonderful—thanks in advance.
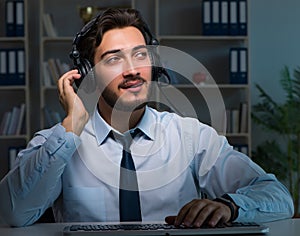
[111,129,140,151]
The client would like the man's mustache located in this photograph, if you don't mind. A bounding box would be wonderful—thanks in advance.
[118,75,147,89]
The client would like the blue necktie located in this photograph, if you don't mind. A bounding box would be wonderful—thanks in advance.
[118,131,142,222]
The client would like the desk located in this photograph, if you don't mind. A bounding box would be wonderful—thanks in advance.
[0,219,299,236]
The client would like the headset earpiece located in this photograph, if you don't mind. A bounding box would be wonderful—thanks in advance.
[70,33,96,92]
[70,45,90,77]
[74,59,93,89]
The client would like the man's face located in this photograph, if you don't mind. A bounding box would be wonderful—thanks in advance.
[94,26,152,112]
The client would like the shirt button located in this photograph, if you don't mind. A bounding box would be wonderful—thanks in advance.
[57,138,63,144]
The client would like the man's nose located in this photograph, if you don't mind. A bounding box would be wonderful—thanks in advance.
[122,58,140,77]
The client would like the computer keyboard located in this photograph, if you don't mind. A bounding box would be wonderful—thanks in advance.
[68,222,260,231]
[69,223,177,231]
[63,222,269,235]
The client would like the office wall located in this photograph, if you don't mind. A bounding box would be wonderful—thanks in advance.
[249,0,300,148]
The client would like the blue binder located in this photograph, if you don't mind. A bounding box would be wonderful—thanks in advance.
[238,47,247,84]
[238,0,247,35]
[229,0,239,35]
[211,0,221,35]
[5,0,15,36]
[7,50,18,84]
[220,0,229,35]
[229,48,239,84]
[5,0,24,37]
[0,49,8,83]
[15,1,25,37]
[202,0,212,35]
[229,47,248,84]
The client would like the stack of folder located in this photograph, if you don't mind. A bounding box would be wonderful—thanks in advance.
[0,48,25,85]
[5,0,25,37]
[202,0,247,36]
[229,47,247,84]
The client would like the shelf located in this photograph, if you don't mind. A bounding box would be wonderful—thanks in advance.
[0,135,28,140]
[0,37,26,42]
[159,35,248,41]
[169,84,249,89]
[0,85,27,90]
[41,84,249,90]
[42,86,57,90]
[42,36,73,42]
[223,133,250,137]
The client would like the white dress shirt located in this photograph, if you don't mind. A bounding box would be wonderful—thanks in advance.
[0,106,294,226]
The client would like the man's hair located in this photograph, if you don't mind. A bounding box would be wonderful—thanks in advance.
[77,8,149,66]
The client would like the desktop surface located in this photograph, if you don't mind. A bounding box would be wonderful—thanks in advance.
[0,219,299,236]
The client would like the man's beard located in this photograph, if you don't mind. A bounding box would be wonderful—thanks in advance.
[100,77,153,112]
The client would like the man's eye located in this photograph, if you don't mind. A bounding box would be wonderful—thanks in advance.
[105,56,121,65]
[134,51,148,60]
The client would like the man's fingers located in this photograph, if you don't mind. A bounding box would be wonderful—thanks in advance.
[208,203,231,227]
[193,204,222,227]
[165,216,176,225]
[167,199,232,228]
[174,199,198,226]
[58,70,80,94]
[207,207,225,227]
[179,200,207,227]
[58,70,78,94]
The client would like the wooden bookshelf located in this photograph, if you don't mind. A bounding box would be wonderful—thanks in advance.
[0,0,30,179]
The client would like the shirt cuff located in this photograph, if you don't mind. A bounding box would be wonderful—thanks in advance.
[226,193,258,222]
[43,124,81,162]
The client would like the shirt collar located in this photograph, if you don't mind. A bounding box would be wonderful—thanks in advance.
[136,106,155,140]
[92,106,155,145]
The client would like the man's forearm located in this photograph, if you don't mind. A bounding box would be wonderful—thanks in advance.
[0,125,80,227]
[228,174,294,222]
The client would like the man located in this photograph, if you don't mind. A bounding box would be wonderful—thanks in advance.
[0,8,294,227]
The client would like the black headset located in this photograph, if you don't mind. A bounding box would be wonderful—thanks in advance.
[69,9,170,91]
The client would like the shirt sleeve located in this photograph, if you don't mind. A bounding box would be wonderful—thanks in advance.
[195,125,294,223]
[0,124,81,227]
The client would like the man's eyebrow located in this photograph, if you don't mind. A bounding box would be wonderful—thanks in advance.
[100,49,121,60]
[132,45,147,51]
[100,45,147,60]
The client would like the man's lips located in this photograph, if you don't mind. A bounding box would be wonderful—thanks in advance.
[119,79,144,89]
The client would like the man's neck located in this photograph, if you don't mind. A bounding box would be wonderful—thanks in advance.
[98,98,145,133]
